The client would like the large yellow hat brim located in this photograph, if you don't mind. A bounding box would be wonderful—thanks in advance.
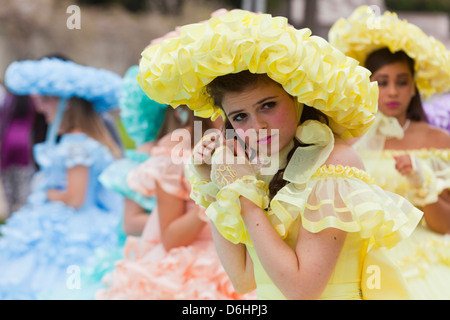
[329,6,450,98]
[138,9,378,138]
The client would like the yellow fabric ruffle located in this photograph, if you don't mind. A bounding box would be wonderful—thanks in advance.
[138,9,378,139]
[185,165,219,209]
[206,164,423,249]
[205,176,270,246]
[271,165,422,249]
[329,5,450,98]
[285,120,335,184]
[361,247,412,300]
[384,225,450,299]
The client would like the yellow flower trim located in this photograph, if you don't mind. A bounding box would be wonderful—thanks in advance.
[138,9,378,139]
[381,148,450,161]
[311,164,376,185]
[329,6,450,98]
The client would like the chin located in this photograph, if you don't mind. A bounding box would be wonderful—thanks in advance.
[380,109,402,118]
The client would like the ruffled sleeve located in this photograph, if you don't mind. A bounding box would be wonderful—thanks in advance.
[207,164,423,249]
[127,147,191,201]
[57,133,114,169]
[271,165,423,249]
[396,149,450,206]
[99,150,156,212]
[185,164,220,208]
[365,149,450,207]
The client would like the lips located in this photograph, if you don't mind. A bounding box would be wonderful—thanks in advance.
[386,102,400,108]
[257,135,272,145]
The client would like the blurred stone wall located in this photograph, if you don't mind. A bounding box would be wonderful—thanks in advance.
[0,0,229,81]
[1,0,449,83]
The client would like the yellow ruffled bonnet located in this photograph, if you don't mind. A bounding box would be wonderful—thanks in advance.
[138,9,378,139]
[328,5,450,98]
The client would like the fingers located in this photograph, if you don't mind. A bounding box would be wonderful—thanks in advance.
[393,155,413,175]
[193,132,222,164]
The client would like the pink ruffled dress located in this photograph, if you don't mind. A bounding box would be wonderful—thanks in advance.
[96,134,255,300]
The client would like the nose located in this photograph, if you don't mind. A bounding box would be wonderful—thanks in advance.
[387,82,398,97]
[252,115,268,131]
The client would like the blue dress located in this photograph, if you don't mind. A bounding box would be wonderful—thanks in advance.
[39,149,157,299]
[0,133,123,300]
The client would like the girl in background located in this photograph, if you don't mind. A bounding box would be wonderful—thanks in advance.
[96,101,254,299]
[40,65,168,300]
[100,65,167,238]
[0,58,123,300]
[329,6,450,299]
[0,92,45,216]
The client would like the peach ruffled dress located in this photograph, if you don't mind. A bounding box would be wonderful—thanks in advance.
[96,134,254,300]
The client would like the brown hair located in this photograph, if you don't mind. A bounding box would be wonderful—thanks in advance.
[155,104,217,148]
[59,97,122,159]
[206,70,328,199]
[365,48,429,122]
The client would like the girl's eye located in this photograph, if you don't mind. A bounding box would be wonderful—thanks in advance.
[377,81,388,87]
[261,101,276,110]
[397,81,409,86]
[232,113,247,122]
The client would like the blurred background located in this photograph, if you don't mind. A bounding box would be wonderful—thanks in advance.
[1,0,449,81]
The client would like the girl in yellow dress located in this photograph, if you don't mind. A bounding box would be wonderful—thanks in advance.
[329,6,450,299]
[137,9,423,300]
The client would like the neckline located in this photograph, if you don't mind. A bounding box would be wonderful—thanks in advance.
[402,119,411,132]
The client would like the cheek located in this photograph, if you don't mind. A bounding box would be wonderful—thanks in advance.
[398,86,415,105]
[377,87,388,101]
[273,107,298,129]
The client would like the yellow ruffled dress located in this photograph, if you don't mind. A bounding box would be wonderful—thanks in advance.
[354,114,450,300]
[188,123,423,300]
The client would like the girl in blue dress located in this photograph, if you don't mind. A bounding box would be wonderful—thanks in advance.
[0,58,123,299]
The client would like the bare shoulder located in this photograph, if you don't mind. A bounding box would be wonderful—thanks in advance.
[416,122,450,149]
[324,137,365,170]
[136,141,155,155]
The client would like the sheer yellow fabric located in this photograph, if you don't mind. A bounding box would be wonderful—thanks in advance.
[205,164,422,249]
[284,120,335,184]
[271,165,422,249]
[383,225,450,299]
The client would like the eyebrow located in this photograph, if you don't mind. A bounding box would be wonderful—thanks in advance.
[227,96,278,118]
[374,73,410,79]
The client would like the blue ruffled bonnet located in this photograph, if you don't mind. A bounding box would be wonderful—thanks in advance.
[5,57,122,113]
